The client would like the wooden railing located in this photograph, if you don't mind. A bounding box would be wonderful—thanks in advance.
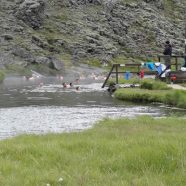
[102,55,185,88]
[157,55,185,71]
[102,63,142,88]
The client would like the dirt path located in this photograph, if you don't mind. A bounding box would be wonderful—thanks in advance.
[168,84,186,90]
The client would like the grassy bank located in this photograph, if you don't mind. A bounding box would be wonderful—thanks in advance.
[113,78,186,109]
[115,88,166,103]
[0,116,186,185]
[109,78,171,90]
[115,88,186,109]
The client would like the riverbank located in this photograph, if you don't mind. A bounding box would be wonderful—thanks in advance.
[115,88,186,109]
[113,79,186,109]
[0,116,185,186]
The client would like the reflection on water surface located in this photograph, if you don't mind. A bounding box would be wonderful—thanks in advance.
[0,76,185,139]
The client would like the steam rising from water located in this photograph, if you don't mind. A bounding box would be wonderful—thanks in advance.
[0,75,180,140]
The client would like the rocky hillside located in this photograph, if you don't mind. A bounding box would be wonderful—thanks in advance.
[0,0,186,72]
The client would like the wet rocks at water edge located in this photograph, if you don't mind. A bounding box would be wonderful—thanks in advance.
[107,82,117,94]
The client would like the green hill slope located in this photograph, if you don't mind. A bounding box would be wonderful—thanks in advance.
[0,0,185,73]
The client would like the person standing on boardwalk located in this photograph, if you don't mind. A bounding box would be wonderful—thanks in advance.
[163,40,172,69]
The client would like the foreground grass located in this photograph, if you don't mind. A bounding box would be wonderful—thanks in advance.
[0,116,186,185]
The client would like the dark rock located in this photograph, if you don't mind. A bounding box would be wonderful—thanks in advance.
[31,35,60,53]
[15,0,45,29]
[48,57,64,71]
[69,0,102,6]
[34,56,50,64]
[12,47,34,62]
[2,34,14,40]
[31,35,48,49]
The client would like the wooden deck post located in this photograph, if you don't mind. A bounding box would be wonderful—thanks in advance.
[158,56,161,62]
[175,57,178,70]
[116,64,119,84]
[101,64,115,88]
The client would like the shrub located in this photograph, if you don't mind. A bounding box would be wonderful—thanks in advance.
[140,79,171,90]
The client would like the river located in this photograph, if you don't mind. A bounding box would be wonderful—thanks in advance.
[0,75,185,140]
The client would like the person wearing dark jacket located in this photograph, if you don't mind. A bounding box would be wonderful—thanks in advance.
[163,40,172,69]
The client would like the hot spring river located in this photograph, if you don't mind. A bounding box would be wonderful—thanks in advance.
[0,76,185,140]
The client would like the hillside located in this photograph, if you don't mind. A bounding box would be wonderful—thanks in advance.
[0,0,185,73]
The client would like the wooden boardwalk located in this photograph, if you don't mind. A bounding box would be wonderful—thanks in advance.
[168,84,186,90]
[102,55,184,88]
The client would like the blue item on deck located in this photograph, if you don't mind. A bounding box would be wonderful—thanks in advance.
[147,62,155,71]
[125,71,131,80]
[156,65,162,75]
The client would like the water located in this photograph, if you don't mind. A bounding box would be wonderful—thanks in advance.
[0,75,185,140]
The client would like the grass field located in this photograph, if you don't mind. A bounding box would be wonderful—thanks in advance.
[0,116,185,186]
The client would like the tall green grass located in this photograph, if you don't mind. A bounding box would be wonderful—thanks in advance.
[140,79,171,90]
[0,116,186,185]
[115,88,166,103]
[115,88,186,109]
[164,90,186,108]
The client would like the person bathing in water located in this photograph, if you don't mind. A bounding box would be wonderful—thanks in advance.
[63,82,80,91]
[62,82,73,88]
[62,82,67,88]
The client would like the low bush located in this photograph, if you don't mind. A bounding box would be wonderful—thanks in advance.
[140,79,171,90]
